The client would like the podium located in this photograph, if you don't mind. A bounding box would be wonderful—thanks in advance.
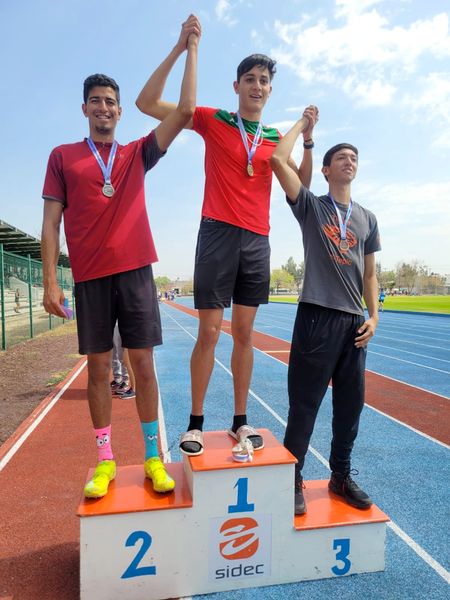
[78,430,389,599]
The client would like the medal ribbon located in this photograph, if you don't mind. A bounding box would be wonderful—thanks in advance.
[87,137,118,186]
[236,111,262,168]
[328,193,353,243]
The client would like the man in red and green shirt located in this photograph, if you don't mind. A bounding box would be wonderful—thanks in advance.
[137,15,315,456]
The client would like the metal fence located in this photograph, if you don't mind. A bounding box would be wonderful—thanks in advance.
[0,244,74,350]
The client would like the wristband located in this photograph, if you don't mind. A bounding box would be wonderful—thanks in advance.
[303,141,314,149]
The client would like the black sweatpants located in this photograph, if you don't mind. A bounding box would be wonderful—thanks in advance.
[284,303,367,476]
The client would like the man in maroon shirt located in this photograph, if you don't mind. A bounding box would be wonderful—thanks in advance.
[41,17,200,498]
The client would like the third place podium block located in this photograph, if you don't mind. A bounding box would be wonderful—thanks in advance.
[78,429,389,599]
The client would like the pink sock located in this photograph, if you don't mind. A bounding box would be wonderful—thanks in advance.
[94,425,113,461]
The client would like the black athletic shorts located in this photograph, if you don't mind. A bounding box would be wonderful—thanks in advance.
[74,265,162,355]
[194,218,270,309]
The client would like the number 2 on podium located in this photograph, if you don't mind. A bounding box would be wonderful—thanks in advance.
[121,530,156,579]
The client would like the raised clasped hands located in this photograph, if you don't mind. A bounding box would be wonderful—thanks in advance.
[303,105,319,138]
[177,14,202,52]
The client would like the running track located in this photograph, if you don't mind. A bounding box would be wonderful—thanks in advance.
[0,300,448,599]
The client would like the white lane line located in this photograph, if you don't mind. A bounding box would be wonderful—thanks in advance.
[376,326,450,343]
[369,343,450,364]
[154,354,171,463]
[162,306,450,584]
[368,350,450,375]
[387,521,450,584]
[367,404,449,450]
[365,369,450,400]
[0,360,87,472]
[375,334,449,352]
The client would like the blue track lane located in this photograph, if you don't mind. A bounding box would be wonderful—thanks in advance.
[155,301,450,599]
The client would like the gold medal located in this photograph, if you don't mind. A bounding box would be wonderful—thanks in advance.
[247,162,254,177]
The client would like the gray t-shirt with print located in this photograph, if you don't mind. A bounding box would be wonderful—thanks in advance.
[289,186,381,316]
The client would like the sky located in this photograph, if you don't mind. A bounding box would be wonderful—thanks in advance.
[1,0,450,280]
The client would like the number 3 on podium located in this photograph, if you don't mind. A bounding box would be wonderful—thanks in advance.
[331,538,351,576]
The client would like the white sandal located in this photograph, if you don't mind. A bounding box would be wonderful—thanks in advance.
[227,425,264,450]
[179,429,204,456]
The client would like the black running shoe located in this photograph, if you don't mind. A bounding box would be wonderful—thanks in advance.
[295,477,307,515]
[328,470,372,509]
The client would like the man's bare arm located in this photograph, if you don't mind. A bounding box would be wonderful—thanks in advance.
[355,253,379,348]
[41,200,66,318]
[136,14,201,130]
[153,31,199,151]
[271,108,316,202]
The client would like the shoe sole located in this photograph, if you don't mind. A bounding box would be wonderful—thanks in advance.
[179,444,204,456]
[84,478,115,499]
[227,429,264,451]
[328,488,372,510]
[151,481,175,493]
[145,474,175,493]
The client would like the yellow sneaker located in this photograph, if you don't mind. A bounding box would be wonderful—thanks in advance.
[144,457,175,493]
[84,460,116,498]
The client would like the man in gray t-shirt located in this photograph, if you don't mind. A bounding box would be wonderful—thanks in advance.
[271,107,380,515]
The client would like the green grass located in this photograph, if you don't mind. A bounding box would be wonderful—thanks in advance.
[269,295,450,314]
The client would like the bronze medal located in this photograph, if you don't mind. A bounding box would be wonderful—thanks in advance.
[339,239,349,251]
[247,162,254,177]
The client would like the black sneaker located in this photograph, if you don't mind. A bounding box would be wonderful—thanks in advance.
[328,470,372,509]
[118,387,136,400]
[110,379,122,394]
[294,478,307,515]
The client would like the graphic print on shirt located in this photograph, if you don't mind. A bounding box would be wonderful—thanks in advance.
[322,213,357,266]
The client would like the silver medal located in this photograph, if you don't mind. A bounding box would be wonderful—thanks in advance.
[102,183,115,197]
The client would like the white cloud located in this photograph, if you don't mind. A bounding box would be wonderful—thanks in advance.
[403,72,450,149]
[215,0,238,27]
[335,0,385,18]
[272,8,450,108]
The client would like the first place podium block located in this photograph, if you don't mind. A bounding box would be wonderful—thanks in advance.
[78,430,389,599]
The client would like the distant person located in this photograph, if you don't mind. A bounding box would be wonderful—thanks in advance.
[111,323,136,400]
[136,16,315,456]
[41,19,199,498]
[378,289,385,312]
[271,110,381,515]
[14,288,21,313]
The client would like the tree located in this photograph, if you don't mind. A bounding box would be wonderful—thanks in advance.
[378,269,396,292]
[181,279,194,295]
[281,256,304,291]
[396,261,419,294]
[270,269,295,293]
[154,276,171,290]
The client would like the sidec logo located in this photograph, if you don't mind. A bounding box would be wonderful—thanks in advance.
[210,478,272,581]
[219,517,259,560]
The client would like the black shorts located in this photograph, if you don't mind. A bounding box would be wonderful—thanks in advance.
[194,219,270,309]
[74,265,162,355]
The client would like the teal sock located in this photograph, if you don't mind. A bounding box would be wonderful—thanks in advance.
[141,420,159,460]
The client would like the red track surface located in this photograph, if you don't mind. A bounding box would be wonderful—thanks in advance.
[168,301,450,445]
[0,303,448,599]
[0,362,150,600]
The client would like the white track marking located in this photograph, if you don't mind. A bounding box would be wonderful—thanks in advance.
[0,360,87,471]
[153,354,170,463]
[368,350,450,375]
[163,306,450,583]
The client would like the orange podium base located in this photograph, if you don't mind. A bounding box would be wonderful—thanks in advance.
[78,430,389,600]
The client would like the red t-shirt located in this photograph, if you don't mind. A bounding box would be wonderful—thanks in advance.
[42,132,164,282]
[192,107,281,236]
